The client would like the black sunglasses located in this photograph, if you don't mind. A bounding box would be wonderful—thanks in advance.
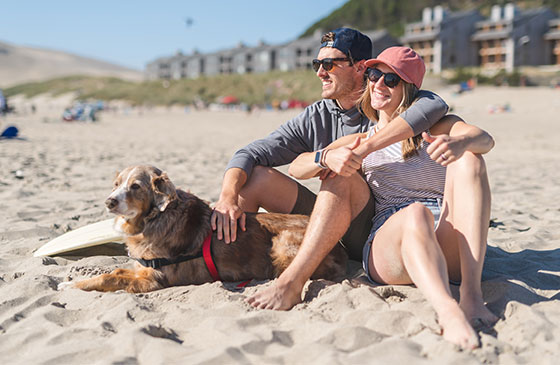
[366,68,402,88]
[312,57,352,72]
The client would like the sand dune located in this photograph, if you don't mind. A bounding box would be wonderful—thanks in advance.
[0,86,559,363]
[0,40,142,87]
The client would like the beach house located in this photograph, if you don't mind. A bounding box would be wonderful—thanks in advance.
[544,18,560,66]
[401,6,483,74]
[471,4,556,71]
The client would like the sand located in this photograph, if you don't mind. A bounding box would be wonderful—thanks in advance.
[1,86,559,364]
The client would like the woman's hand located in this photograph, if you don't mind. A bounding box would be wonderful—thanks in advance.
[422,132,467,166]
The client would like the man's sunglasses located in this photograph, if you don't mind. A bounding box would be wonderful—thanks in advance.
[366,68,402,88]
[312,57,352,72]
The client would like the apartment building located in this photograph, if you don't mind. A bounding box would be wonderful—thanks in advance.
[145,4,558,80]
[401,6,483,73]
[471,4,556,71]
[544,18,560,65]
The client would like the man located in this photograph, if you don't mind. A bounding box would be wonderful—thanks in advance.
[211,28,449,264]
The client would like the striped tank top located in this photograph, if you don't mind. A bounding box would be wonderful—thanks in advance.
[362,126,446,221]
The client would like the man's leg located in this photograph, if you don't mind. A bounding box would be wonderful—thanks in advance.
[247,173,371,310]
[436,152,498,325]
[238,166,301,213]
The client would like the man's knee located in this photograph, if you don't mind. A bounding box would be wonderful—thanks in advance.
[320,173,371,217]
[321,173,367,193]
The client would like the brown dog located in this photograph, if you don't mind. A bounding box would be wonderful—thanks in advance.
[59,165,347,293]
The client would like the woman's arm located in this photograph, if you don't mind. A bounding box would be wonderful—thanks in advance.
[424,114,495,166]
[289,133,367,179]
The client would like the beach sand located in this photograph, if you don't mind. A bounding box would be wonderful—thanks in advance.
[1,86,559,364]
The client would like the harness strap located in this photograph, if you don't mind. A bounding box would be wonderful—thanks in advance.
[135,253,203,270]
[202,232,220,281]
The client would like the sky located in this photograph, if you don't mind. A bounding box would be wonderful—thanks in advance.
[0,0,348,70]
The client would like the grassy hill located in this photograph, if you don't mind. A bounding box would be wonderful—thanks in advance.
[3,71,323,106]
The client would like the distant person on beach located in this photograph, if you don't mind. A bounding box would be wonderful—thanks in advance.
[0,89,7,115]
[249,47,498,349]
[211,28,448,260]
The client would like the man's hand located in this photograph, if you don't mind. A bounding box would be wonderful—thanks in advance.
[210,198,246,244]
[423,132,467,166]
[323,137,362,177]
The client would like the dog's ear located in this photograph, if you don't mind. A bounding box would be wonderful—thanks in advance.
[151,172,177,212]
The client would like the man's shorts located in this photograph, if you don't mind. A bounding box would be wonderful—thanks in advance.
[290,181,374,261]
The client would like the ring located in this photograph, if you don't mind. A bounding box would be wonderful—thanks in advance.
[441,154,448,161]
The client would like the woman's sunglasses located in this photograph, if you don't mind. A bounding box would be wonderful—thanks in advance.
[366,68,402,88]
[312,57,352,72]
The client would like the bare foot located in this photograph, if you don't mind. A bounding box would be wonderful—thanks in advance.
[460,296,499,328]
[437,303,480,350]
[246,280,303,310]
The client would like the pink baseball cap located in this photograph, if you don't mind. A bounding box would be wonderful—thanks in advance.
[364,47,425,89]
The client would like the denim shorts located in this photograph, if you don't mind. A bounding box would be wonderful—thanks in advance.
[362,198,442,283]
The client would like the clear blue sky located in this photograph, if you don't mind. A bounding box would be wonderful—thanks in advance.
[0,0,348,70]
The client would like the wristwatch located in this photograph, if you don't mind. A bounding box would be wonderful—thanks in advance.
[314,149,327,169]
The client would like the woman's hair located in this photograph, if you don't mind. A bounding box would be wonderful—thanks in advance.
[358,80,421,159]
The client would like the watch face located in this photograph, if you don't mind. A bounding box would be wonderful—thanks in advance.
[315,150,322,164]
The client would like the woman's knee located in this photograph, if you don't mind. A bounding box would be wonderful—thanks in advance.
[402,203,435,235]
[451,152,487,180]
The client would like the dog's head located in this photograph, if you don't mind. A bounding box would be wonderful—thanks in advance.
[105,165,177,220]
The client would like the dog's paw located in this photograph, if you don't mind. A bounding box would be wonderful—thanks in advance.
[57,281,76,291]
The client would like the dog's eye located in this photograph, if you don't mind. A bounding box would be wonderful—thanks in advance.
[130,183,141,190]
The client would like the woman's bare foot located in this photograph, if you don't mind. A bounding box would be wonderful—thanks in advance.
[459,295,499,328]
[246,280,303,310]
[437,303,480,349]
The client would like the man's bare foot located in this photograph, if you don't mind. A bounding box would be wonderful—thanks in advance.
[437,303,480,349]
[460,296,499,328]
[246,280,303,310]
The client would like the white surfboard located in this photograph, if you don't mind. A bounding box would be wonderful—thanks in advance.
[34,218,125,257]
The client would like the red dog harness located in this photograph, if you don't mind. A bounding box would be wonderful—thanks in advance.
[202,231,220,281]
[135,231,250,287]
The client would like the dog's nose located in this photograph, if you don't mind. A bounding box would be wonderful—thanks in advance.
[105,198,118,209]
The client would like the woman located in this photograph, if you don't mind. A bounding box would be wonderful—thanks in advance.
[289,47,498,349]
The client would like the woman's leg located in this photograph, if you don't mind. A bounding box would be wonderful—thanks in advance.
[368,203,479,349]
[436,152,498,325]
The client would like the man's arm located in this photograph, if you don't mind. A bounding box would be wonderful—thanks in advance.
[288,133,366,179]
[212,107,316,243]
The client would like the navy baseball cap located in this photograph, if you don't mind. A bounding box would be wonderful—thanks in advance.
[320,28,372,61]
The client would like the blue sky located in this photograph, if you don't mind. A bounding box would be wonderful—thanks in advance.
[0,0,348,70]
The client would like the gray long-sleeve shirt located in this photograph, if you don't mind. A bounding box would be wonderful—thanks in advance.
[226,90,448,178]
